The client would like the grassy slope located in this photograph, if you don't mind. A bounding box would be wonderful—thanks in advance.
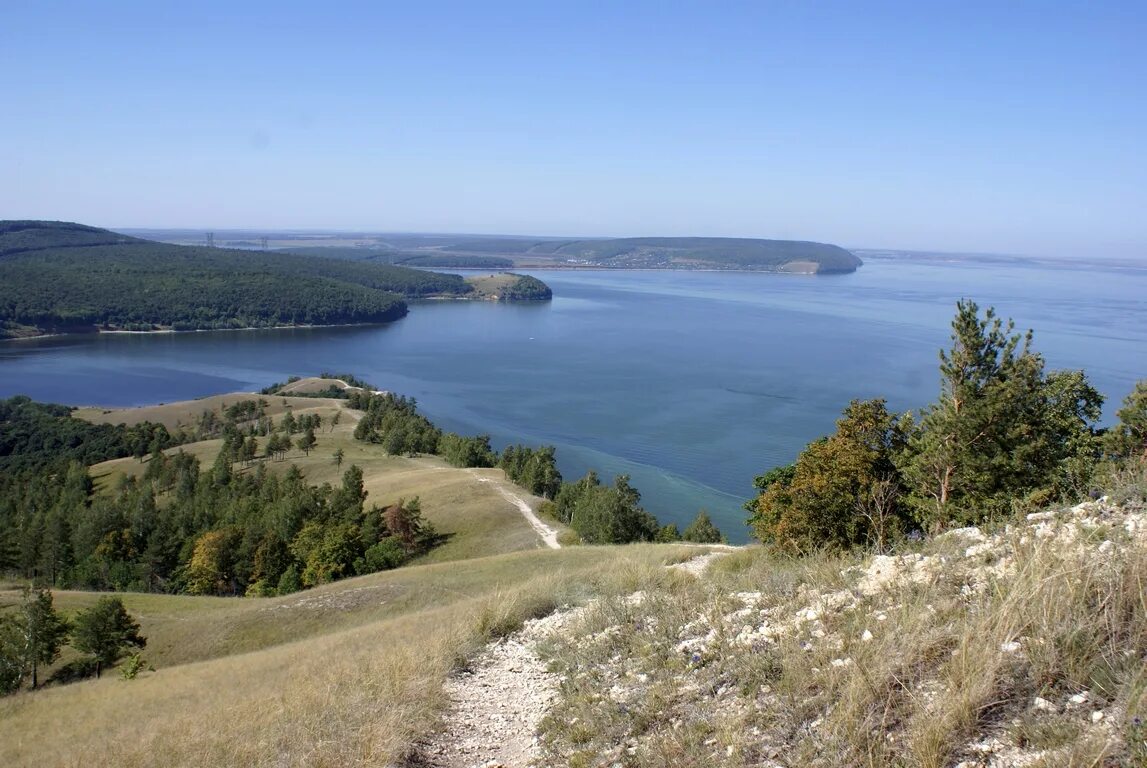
[0,544,686,767]
[6,388,1142,766]
[0,384,598,765]
[536,496,1147,766]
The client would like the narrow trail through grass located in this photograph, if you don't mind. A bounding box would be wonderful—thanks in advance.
[417,549,724,765]
[469,469,561,549]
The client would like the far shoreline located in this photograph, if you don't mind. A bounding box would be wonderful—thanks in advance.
[1,267,842,343]
[0,320,392,344]
[443,264,851,276]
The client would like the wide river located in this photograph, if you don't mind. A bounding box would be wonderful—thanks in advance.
[3,255,1146,542]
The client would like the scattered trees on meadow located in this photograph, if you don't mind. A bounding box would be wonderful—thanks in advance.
[342,387,702,544]
[0,590,146,693]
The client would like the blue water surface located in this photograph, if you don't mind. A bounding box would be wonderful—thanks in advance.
[3,256,1145,542]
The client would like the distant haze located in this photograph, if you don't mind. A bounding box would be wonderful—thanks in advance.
[2,3,1144,261]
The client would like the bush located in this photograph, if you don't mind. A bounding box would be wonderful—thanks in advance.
[119,652,147,680]
[359,537,407,573]
[276,564,302,595]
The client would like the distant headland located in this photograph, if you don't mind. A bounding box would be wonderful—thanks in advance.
[123,228,864,275]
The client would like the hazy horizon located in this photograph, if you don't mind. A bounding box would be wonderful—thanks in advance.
[104,226,1139,265]
[3,2,1144,261]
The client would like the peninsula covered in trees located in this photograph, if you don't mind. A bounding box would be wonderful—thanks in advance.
[0,221,552,339]
[133,229,863,274]
[440,235,862,273]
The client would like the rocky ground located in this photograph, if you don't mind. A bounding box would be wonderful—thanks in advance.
[415,498,1147,767]
[416,606,589,767]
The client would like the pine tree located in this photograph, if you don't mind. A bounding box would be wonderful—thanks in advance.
[1105,380,1147,462]
[72,596,146,678]
[6,588,71,689]
[298,427,316,456]
[899,301,1102,529]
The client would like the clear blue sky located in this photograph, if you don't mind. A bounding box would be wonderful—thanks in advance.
[2,1,1144,258]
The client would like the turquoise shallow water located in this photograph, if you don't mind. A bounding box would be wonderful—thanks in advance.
[3,256,1146,542]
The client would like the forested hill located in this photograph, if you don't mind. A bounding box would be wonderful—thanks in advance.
[0,221,479,338]
[443,235,862,273]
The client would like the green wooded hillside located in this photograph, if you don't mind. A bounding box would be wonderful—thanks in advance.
[0,221,478,337]
[444,235,862,272]
[282,246,514,269]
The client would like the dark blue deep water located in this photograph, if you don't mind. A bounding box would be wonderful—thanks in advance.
[3,256,1146,542]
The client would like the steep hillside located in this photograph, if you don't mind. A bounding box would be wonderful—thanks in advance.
[522,496,1145,767]
[282,245,515,270]
[3,491,1143,766]
[114,227,860,274]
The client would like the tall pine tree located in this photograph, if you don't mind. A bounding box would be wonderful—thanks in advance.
[899,301,1102,529]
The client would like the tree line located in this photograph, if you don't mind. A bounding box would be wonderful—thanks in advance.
[746,300,1147,553]
[0,400,439,595]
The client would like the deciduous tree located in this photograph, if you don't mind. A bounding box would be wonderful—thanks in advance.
[748,399,906,553]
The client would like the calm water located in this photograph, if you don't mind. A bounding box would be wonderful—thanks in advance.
[3,256,1146,542]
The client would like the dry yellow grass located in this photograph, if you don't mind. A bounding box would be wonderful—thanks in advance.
[75,392,346,431]
[538,502,1147,766]
[273,377,375,396]
[464,272,519,297]
[0,545,678,768]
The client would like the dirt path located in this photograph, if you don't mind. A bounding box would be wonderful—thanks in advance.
[469,471,561,550]
[418,606,585,767]
[418,550,726,766]
[668,549,734,576]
